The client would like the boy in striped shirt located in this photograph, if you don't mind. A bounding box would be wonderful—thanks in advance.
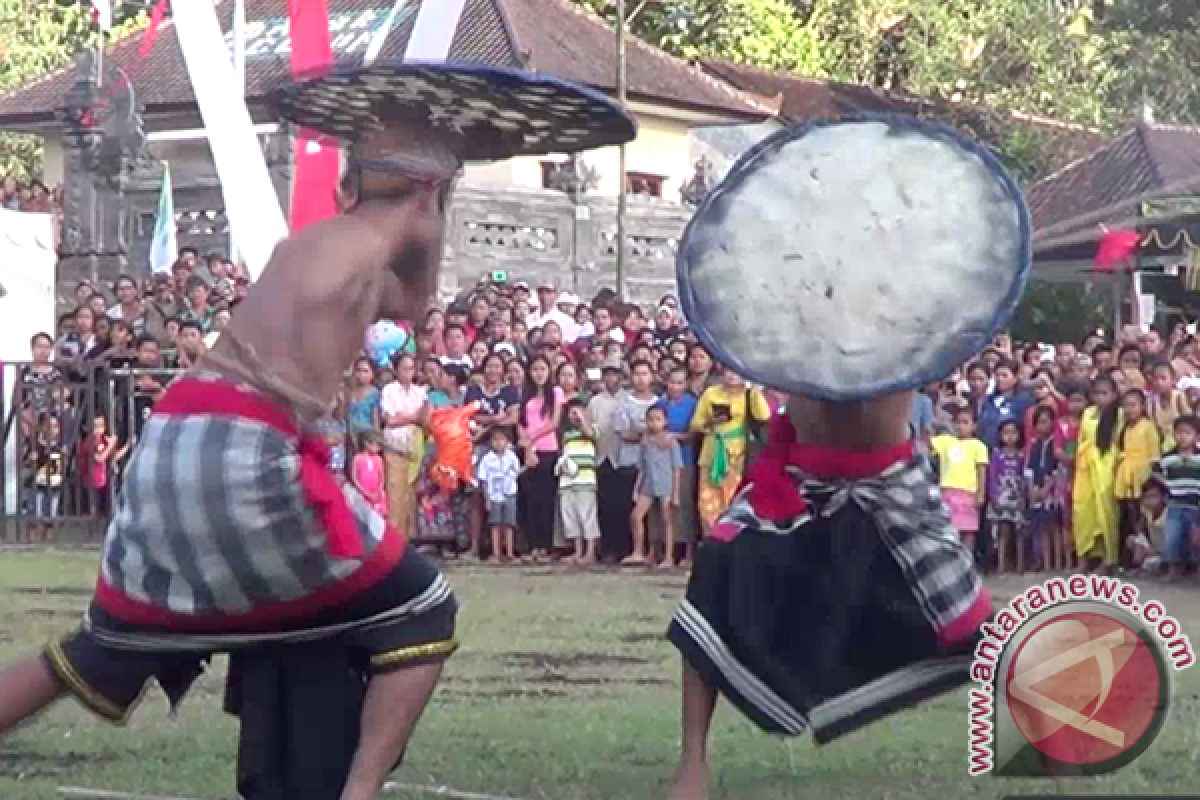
[1154,414,1200,581]
[557,399,601,565]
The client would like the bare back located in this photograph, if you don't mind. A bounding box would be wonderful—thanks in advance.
[200,187,444,422]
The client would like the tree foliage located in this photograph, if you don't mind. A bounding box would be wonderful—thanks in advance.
[579,0,1200,154]
[0,0,146,180]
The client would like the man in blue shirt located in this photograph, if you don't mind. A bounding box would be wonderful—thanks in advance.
[661,366,700,566]
[978,359,1033,450]
[909,388,935,452]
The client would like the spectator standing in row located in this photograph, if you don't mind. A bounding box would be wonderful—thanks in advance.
[558,400,601,564]
[1156,415,1200,580]
[416,363,470,554]
[106,275,147,335]
[180,277,217,333]
[661,366,699,566]
[612,360,660,560]
[478,428,521,563]
[351,432,389,521]
[518,356,565,562]
[346,358,382,443]
[691,369,771,537]
[589,358,628,559]
[932,407,989,556]
[381,353,426,536]
[626,404,682,568]
[1073,376,1122,571]
[143,273,180,343]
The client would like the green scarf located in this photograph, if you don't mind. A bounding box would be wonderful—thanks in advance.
[709,426,745,487]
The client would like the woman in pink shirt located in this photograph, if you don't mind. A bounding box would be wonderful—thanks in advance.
[518,355,565,561]
[381,354,428,537]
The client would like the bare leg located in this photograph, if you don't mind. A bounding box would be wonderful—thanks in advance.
[624,496,652,565]
[339,661,444,800]
[490,525,503,563]
[0,655,66,736]
[466,496,483,560]
[667,660,717,800]
[660,499,677,568]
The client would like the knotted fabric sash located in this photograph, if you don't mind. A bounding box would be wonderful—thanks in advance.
[726,413,991,646]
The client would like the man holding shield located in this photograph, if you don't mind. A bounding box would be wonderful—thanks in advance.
[665,117,1027,798]
[0,61,634,800]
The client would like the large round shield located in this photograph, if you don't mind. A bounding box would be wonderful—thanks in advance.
[678,115,1032,401]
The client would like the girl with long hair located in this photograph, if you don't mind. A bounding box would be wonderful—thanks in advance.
[518,356,564,562]
[1072,376,1123,572]
[1114,388,1160,564]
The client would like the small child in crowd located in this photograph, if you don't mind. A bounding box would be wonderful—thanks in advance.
[1025,406,1060,572]
[625,404,682,568]
[557,399,601,565]
[476,428,521,563]
[351,432,388,521]
[1115,388,1160,561]
[1128,475,1168,572]
[932,406,989,557]
[1149,361,1186,452]
[989,419,1027,574]
[1154,414,1200,581]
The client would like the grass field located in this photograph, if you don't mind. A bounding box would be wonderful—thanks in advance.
[1,550,1198,800]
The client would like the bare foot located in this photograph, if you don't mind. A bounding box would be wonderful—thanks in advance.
[658,559,677,571]
[667,758,711,800]
[621,554,647,567]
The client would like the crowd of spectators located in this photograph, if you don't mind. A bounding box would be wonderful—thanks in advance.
[14,247,1200,584]
[928,325,1200,582]
[1,174,62,215]
[14,247,248,540]
[324,277,779,569]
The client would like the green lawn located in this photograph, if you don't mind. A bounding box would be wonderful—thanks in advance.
[0,550,1198,799]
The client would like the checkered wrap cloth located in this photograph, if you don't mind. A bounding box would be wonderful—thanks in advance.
[93,375,406,631]
[667,413,992,740]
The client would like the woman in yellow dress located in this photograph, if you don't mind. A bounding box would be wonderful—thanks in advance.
[691,368,772,536]
[1073,376,1123,570]
[1114,388,1161,545]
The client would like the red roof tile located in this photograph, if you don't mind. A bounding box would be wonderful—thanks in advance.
[0,0,768,128]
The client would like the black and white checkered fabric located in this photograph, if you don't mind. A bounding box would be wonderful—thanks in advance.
[269,62,638,160]
[720,455,983,636]
[99,414,387,616]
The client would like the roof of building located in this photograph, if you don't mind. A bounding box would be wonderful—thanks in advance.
[1027,122,1200,250]
[697,58,1108,176]
[0,0,770,129]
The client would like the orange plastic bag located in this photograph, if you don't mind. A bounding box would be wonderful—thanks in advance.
[428,402,480,493]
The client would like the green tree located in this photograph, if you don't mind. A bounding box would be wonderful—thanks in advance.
[0,0,146,179]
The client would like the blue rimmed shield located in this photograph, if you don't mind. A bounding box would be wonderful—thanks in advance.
[677,115,1033,401]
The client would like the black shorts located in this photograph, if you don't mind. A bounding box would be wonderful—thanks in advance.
[667,503,983,743]
[44,546,458,723]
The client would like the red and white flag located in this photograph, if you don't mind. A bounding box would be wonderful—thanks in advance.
[91,0,112,30]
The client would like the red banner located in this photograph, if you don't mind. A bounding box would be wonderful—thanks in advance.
[287,0,339,232]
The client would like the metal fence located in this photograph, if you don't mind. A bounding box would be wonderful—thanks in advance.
[2,363,185,543]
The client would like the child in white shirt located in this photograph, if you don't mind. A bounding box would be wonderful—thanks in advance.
[476,427,521,562]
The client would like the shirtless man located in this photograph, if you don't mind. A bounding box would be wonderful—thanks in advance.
[0,130,459,800]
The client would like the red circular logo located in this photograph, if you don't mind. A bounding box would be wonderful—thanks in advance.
[1005,611,1161,765]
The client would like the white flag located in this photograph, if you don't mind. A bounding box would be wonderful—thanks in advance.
[404,0,468,61]
[229,0,246,266]
[170,0,286,281]
[149,163,177,274]
[91,0,112,31]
